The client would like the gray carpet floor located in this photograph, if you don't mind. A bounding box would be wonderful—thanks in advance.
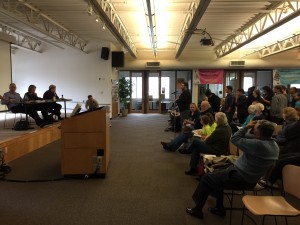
[0,114,299,225]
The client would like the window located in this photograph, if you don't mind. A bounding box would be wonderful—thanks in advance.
[161,77,170,99]
[149,77,159,99]
[131,76,142,99]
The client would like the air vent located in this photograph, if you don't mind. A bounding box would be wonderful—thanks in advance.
[229,61,245,67]
[146,62,160,68]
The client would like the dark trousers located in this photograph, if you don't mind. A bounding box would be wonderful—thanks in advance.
[10,105,43,126]
[189,138,221,170]
[31,104,51,120]
[180,109,190,126]
[192,167,256,210]
[268,153,300,183]
[225,112,234,123]
[49,102,62,117]
[169,131,193,151]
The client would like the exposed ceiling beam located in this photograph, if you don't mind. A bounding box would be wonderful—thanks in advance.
[0,1,87,52]
[0,23,42,53]
[257,34,300,58]
[214,1,300,58]
[0,22,64,51]
[89,0,137,58]
[175,0,211,59]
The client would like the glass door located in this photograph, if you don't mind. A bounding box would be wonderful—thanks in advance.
[147,72,160,113]
[130,72,143,113]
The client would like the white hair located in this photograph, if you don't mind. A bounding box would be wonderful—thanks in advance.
[215,112,228,125]
[254,103,264,112]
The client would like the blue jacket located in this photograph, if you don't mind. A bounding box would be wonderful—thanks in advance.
[231,127,279,183]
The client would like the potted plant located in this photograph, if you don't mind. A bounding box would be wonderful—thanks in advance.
[118,77,132,116]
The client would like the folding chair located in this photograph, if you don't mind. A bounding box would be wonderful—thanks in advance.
[241,165,300,225]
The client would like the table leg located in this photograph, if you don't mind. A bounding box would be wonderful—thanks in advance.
[64,100,67,118]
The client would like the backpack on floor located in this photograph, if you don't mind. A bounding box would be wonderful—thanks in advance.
[13,120,29,131]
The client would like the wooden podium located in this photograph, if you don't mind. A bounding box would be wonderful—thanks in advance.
[61,109,110,177]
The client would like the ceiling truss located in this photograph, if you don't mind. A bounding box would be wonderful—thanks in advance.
[0,0,87,52]
[215,1,300,58]
[0,23,41,52]
[257,33,300,58]
[88,0,137,58]
[175,0,211,59]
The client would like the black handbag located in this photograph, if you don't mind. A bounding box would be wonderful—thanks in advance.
[13,120,29,131]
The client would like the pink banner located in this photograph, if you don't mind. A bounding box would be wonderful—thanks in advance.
[198,69,224,84]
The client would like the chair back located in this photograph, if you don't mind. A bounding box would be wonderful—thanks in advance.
[282,165,300,199]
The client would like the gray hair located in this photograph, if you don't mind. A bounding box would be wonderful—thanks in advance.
[215,112,228,125]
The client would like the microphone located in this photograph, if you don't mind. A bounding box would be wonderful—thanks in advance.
[171,91,178,94]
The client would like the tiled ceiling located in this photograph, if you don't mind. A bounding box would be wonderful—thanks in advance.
[0,0,299,63]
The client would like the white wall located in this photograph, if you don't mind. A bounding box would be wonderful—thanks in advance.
[11,41,113,108]
[0,38,13,110]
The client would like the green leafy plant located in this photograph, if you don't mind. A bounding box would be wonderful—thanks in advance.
[118,77,132,110]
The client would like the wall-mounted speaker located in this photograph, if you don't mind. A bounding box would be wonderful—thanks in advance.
[111,51,124,67]
[101,47,110,60]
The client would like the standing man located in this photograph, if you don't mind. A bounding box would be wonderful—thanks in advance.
[288,87,298,107]
[270,85,288,125]
[235,88,248,124]
[1,83,46,127]
[186,120,279,219]
[224,86,235,123]
[43,84,63,120]
[205,89,220,113]
[175,82,192,126]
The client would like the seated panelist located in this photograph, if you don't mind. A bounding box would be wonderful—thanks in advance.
[43,84,63,120]
[24,84,51,122]
[1,83,45,127]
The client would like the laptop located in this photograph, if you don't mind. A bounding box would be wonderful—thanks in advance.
[70,103,82,117]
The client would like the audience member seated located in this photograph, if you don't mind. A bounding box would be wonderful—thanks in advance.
[186,120,279,219]
[276,107,300,155]
[263,153,300,188]
[197,114,214,138]
[230,104,256,134]
[197,100,214,129]
[85,95,99,111]
[185,112,232,176]
[24,84,52,122]
[43,84,63,120]
[160,103,201,152]
[219,98,226,113]
[1,83,46,127]
[244,103,266,139]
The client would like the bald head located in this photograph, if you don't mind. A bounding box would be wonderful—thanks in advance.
[200,100,211,111]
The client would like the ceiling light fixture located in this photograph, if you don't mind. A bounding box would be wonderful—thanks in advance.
[143,0,157,58]
[102,23,106,30]
[96,16,100,22]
